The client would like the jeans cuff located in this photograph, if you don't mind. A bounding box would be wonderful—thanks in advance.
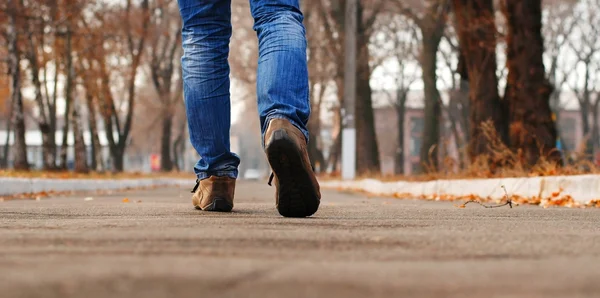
[196,170,238,181]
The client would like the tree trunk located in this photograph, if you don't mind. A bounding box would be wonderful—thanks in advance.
[160,114,174,172]
[85,88,104,172]
[7,0,29,171]
[326,77,344,174]
[2,104,13,169]
[550,89,568,152]
[579,98,592,157]
[40,124,56,170]
[458,81,470,145]
[453,0,508,167]
[592,100,600,158]
[307,123,320,172]
[395,99,406,175]
[578,64,593,158]
[59,28,74,170]
[113,0,150,173]
[455,49,471,166]
[26,31,55,170]
[446,104,464,168]
[307,83,326,173]
[97,61,119,172]
[72,106,89,173]
[503,0,560,166]
[355,7,381,175]
[113,149,125,172]
[47,57,59,168]
[419,33,443,172]
[172,117,187,172]
[328,131,341,174]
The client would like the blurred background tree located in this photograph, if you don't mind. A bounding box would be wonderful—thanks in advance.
[1,0,598,177]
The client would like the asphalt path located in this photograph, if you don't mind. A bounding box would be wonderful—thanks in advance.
[1,180,599,298]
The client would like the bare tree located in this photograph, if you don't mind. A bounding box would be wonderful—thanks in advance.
[1,62,13,168]
[23,1,59,170]
[148,0,182,172]
[96,0,151,172]
[543,1,579,153]
[6,0,29,170]
[502,0,560,166]
[395,0,451,172]
[438,26,470,167]
[452,0,507,167]
[372,13,420,174]
[71,104,89,173]
[543,1,578,110]
[315,0,345,173]
[79,62,105,172]
[354,1,384,175]
[304,0,335,173]
[564,0,600,157]
[317,0,384,175]
[58,25,74,169]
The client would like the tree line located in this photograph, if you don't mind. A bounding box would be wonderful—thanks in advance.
[1,0,598,175]
[1,0,184,172]
[299,0,599,176]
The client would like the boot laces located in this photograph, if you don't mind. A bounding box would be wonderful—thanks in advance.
[268,173,274,186]
[190,179,200,193]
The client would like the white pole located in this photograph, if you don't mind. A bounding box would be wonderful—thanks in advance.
[341,0,357,180]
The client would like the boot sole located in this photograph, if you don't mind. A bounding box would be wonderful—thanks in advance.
[196,198,233,212]
[266,129,320,218]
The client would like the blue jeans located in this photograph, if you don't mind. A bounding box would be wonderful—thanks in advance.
[178,0,310,181]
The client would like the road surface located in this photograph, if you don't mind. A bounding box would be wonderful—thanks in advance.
[1,180,599,298]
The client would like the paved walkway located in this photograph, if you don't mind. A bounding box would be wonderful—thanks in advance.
[1,181,599,298]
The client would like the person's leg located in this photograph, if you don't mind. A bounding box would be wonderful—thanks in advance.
[250,0,320,218]
[178,0,239,181]
[178,0,238,212]
[249,0,310,143]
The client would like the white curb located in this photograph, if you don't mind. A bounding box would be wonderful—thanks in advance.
[0,178,191,196]
[320,174,600,204]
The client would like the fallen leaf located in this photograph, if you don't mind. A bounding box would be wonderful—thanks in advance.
[84,197,94,201]
[122,198,130,203]
[136,200,142,203]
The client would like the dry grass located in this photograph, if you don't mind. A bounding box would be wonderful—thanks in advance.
[320,120,600,182]
[0,170,193,180]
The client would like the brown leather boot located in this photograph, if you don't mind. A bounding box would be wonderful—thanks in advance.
[190,176,236,212]
[264,119,321,217]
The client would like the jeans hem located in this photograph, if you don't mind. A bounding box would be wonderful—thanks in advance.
[196,170,238,181]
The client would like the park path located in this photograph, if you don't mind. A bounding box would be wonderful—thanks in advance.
[1,181,599,298]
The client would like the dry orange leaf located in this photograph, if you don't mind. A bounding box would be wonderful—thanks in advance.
[122,198,130,203]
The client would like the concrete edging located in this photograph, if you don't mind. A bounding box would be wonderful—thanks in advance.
[320,174,600,204]
[0,177,191,196]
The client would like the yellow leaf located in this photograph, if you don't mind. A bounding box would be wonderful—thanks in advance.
[122,198,130,203]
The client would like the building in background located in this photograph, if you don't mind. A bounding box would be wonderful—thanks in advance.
[0,130,157,172]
